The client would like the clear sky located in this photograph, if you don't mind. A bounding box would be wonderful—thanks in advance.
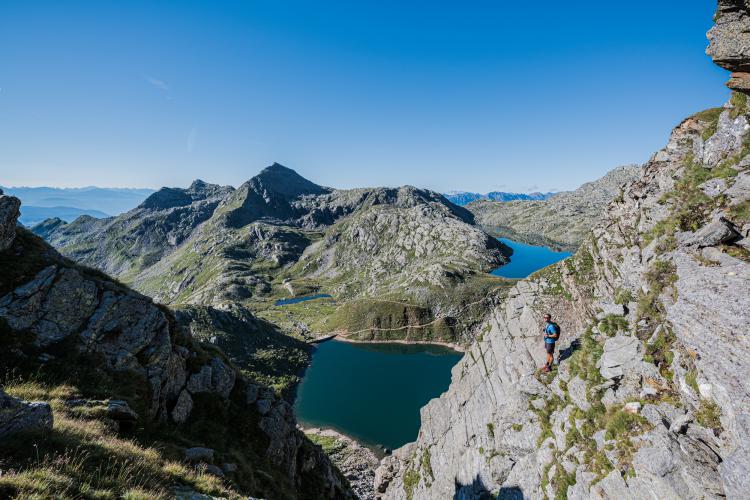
[0,1,730,193]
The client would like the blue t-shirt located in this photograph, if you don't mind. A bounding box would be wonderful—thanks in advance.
[544,323,558,344]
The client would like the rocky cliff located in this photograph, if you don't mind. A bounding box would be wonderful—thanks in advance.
[0,192,353,499]
[468,165,641,250]
[376,4,750,498]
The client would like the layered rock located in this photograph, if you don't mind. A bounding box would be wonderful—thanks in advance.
[707,0,750,93]
[468,165,641,250]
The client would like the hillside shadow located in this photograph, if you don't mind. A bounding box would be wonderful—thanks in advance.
[558,338,580,363]
[454,475,525,499]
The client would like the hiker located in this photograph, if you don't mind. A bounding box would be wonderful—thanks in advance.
[541,313,560,372]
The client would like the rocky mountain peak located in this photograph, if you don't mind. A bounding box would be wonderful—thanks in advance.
[138,180,232,211]
[249,162,330,199]
[707,0,750,93]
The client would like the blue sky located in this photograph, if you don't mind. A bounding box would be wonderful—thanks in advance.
[0,1,729,193]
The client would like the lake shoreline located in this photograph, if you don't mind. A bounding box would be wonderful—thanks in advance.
[330,334,465,353]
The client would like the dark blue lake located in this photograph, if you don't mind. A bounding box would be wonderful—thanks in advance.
[275,293,332,306]
[294,340,462,450]
[491,238,571,278]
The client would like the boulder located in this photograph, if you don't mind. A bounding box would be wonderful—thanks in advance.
[0,388,53,437]
[107,400,138,431]
[624,402,642,414]
[567,376,591,411]
[171,390,193,424]
[203,464,224,477]
[0,195,20,252]
[598,334,640,380]
[680,216,740,248]
[209,357,235,399]
[186,365,212,394]
[185,447,214,463]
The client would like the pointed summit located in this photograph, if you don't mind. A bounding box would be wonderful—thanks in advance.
[222,163,330,228]
[250,163,328,198]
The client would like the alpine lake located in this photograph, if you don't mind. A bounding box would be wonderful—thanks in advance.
[290,238,571,451]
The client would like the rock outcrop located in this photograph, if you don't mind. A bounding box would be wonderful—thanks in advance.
[468,165,641,250]
[707,0,750,93]
[377,6,750,498]
[0,197,353,499]
[0,191,21,251]
[0,388,53,438]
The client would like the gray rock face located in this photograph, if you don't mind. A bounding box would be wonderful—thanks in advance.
[0,387,53,437]
[171,390,193,424]
[680,216,741,247]
[598,334,641,380]
[707,0,750,92]
[0,194,21,251]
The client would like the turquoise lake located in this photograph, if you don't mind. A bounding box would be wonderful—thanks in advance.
[294,340,462,450]
[491,238,571,279]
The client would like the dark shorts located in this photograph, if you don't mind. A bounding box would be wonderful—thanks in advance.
[545,342,556,354]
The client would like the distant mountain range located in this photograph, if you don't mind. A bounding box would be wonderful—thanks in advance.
[443,191,555,206]
[0,186,156,225]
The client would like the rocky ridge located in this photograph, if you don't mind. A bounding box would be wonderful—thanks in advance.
[0,192,353,499]
[376,5,750,498]
[468,165,641,250]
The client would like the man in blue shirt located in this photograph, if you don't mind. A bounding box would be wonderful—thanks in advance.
[542,313,559,372]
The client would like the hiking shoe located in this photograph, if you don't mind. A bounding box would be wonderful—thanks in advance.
[541,365,551,373]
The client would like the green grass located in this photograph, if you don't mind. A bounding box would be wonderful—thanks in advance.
[695,399,723,435]
[402,467,421,500]
[614,288,633,305]
[644,325,676,380]
[597,315,629,336]
[730,92,748,119]
[319,298,456,343]
[568,328,605,389]
[306,433,345,456]
[692,107,723,141]
[0,380,237,500]
[685,370,699,393]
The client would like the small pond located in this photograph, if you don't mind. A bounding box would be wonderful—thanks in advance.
[275,293,332,306]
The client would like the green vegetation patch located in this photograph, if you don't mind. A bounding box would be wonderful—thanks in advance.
[692,107,723,141]
[730,92,748,119]
[320,299,456,343]
[695,399,723,436]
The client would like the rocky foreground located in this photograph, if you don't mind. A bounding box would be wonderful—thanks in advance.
[0,189,354,499]
[376,4,750,498]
